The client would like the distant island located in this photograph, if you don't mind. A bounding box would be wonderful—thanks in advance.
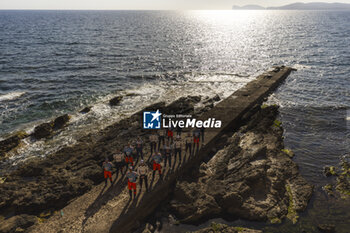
[232,2,350,10]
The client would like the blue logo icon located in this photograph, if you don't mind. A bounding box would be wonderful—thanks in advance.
[143,110,162,129]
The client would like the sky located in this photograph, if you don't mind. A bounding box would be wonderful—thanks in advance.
[1,0,350,10]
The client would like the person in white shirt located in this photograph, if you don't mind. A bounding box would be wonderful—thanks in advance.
[185,132,192,157]
[158,129,166,150]
[174,138,182,163]
[113,150,126,176]
[163,141,173,168]
[149,132,158,155]
[137,160,150,192]
[135,136,144,160]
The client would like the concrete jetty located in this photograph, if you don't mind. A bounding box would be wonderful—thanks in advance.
[29,66,295,233]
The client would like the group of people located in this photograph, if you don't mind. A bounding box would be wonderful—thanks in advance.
[102,128,204,199]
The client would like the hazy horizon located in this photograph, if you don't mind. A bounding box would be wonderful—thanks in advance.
[1,0,350,10]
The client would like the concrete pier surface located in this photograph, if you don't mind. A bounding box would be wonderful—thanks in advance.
[28,66,295,233]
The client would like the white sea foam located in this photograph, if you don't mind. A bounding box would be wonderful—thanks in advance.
[0,92,25,102]
[292,64,312,70]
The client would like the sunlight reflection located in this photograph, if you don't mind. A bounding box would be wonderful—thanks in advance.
[187,10,265,26]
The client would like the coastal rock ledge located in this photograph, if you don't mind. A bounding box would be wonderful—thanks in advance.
[169,106,313,224]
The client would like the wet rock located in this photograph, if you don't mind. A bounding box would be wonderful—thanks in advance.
[281,149,294,158]
[53,114,70,130]
[323,155,350,198]
[0,131,28,158]
[317,224,336,233]
[164,96,201,114]
[32,123,53,139]
[0,214,36,233]
[80,106,92,114]
[323,184,334,196]
[212,94,221,102]
[109,96,123,106]
[204,94,221,105]
[324,166,337,177]
[169,106,313,224]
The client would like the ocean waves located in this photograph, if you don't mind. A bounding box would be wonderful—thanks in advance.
[0,91,25,102]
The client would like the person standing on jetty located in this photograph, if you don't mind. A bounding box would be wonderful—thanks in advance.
[193,128,201,154]
[167,127,174,143]
[185,132,192,157]
[124,143,134,167]
[137,160,149,192]
[158,129,166,151]
[135,136,144,160]
[174,137,182,163]
[113,150,126,176]
[126,166,138,199]
[200,128,205,143]
[102,158,113,185]
[149,132,158,155]
[176,126,182,136]
[152,151,163,178]
[163,141,172,168]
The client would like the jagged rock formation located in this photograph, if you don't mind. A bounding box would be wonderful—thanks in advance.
[31,114,71,140]
[169,106,313,224]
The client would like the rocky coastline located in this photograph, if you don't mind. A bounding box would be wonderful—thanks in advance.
[0,95,217,233]
[0,94,314,232]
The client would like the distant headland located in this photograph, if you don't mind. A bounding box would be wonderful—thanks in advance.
[232,2,350,10]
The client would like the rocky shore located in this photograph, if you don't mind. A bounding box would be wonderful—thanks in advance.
[138,105,313,232]
[0,95,218,233]
[0,66,312,233]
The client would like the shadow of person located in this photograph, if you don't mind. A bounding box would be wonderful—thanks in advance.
[81,176,125,229]
[149,172,155,189]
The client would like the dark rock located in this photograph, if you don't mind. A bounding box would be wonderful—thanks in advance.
[323,166,336,177]
[164,96,201,115]
[53,114,70,130]
[203,94,221,105]
[0,131,28,158]
[317,224,336,233]
[213,94,221,102]
[32,123,53,139]
[109,96,123,106]
[188,96,201,102]
[80,106,92,114]
[0,214,36,233]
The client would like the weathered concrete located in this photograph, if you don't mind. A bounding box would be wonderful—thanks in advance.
[28,66,294,233]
